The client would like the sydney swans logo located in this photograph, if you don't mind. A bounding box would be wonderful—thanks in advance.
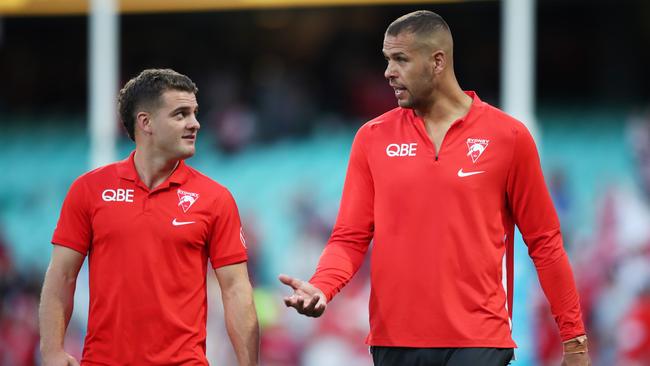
[466,138,489,163]
[177,189,199,213]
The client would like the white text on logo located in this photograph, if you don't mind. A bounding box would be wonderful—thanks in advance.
[386,143,417,157]
[177,189,199,213]
[102,189,134,202]
[466,138,489,163]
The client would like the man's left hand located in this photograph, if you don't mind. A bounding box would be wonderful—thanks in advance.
[562,335,590,366]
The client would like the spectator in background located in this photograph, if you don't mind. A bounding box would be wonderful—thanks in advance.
[611,112,650,365]
[0,235,42,366]
[618,283,650,365]
[563,109,650,366]
[279,10,589,366]
[254,59,315,140]
[203,70,258,154]
[213,103,258,154]
[38,69,259,366]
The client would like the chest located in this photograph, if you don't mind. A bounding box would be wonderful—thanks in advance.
[89,183,213,252]
[424,122,452,155]
[368,122,512,200]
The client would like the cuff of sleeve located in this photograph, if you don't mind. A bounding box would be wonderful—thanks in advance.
[51,240,88,256]
[560,327,587,342]
[210,253,248,269]
[309,281,334,302]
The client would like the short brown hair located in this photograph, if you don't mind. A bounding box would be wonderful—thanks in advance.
[386,10,450,38]
[118,68,198,141]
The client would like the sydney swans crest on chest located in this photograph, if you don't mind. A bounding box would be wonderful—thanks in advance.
[177,189,199,213]
[466,138,489,163]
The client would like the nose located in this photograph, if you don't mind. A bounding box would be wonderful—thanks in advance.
[384,61,396,80]
[188,114,200,131]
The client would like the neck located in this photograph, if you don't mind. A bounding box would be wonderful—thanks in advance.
[415,79,472,127]
[133,148,179,189]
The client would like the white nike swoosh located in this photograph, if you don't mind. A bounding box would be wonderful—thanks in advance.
[457,168,485,177]
[172,218,196,226]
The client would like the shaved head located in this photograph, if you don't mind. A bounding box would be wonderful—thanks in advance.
[386,10,453,55]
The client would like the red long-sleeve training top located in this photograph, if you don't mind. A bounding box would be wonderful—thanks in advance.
[310,92,585,348]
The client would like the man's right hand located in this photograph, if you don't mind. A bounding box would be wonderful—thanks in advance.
[278,274,327,318]
[42,351,80,366]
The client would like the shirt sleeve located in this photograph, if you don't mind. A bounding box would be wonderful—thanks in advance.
[506,125,586,341]
[310,126,374,301]
[51,177,92,255]
[208,189,248,269]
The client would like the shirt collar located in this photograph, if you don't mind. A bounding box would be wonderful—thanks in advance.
[116,150,190,188]
[406,90,485,124]
[461,90,486,124]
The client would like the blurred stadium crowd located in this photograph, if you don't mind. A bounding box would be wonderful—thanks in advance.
[1,1,650,365]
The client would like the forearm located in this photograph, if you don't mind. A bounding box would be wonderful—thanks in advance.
[39,265,77,355]
[309,246,362,301]
[309,226,371,300]
[535,251,585,340]
[222,282,259,366]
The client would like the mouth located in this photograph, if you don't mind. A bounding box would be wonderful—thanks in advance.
[182,134,196,141]
[390,84,407,98]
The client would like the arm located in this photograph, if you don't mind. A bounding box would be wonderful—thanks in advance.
[39,245,85,366]
[281,126,375,315]
[215,262,259,366]
[506,126,589,365]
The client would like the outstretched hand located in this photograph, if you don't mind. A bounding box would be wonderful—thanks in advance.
[278,274,327,318]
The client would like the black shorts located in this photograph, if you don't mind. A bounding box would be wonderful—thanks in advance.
[370,346,514,366]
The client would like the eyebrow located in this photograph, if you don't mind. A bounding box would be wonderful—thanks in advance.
[170,105,198,115]
[383,51,408,58]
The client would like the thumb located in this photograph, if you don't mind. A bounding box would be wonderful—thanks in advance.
[278,274,303,290]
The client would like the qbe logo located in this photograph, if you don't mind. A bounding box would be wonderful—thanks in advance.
[386,143,417,157]
[102,189,134,202]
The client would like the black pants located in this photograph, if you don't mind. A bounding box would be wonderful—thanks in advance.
[371,346,514,366]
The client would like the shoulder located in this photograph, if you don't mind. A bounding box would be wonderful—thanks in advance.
[61,161,123,206]
[68,161,121,189]
[356,107,408,138]
[183,164,235,201]
[480,102,531,136]
[362,107,407,129]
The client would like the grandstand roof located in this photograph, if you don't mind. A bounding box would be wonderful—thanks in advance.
[0,0,471,17]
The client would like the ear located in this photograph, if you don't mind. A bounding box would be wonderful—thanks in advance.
[431,50,446,74]
[136,111,153,136]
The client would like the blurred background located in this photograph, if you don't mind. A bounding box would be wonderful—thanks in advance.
[1,0,650,365]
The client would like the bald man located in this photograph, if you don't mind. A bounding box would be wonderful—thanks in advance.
[280,10,589,366]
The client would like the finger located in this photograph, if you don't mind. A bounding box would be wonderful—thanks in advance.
[312,304,325,317]
[283,295,297,307]
[68,356,81,366]
[314,299,327,317]
[283,296,293,307]
[278,274,303,290]
[302,294,320,313]
[297,296,309,313]
[284,295,305,311]
[299,296,322,317]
